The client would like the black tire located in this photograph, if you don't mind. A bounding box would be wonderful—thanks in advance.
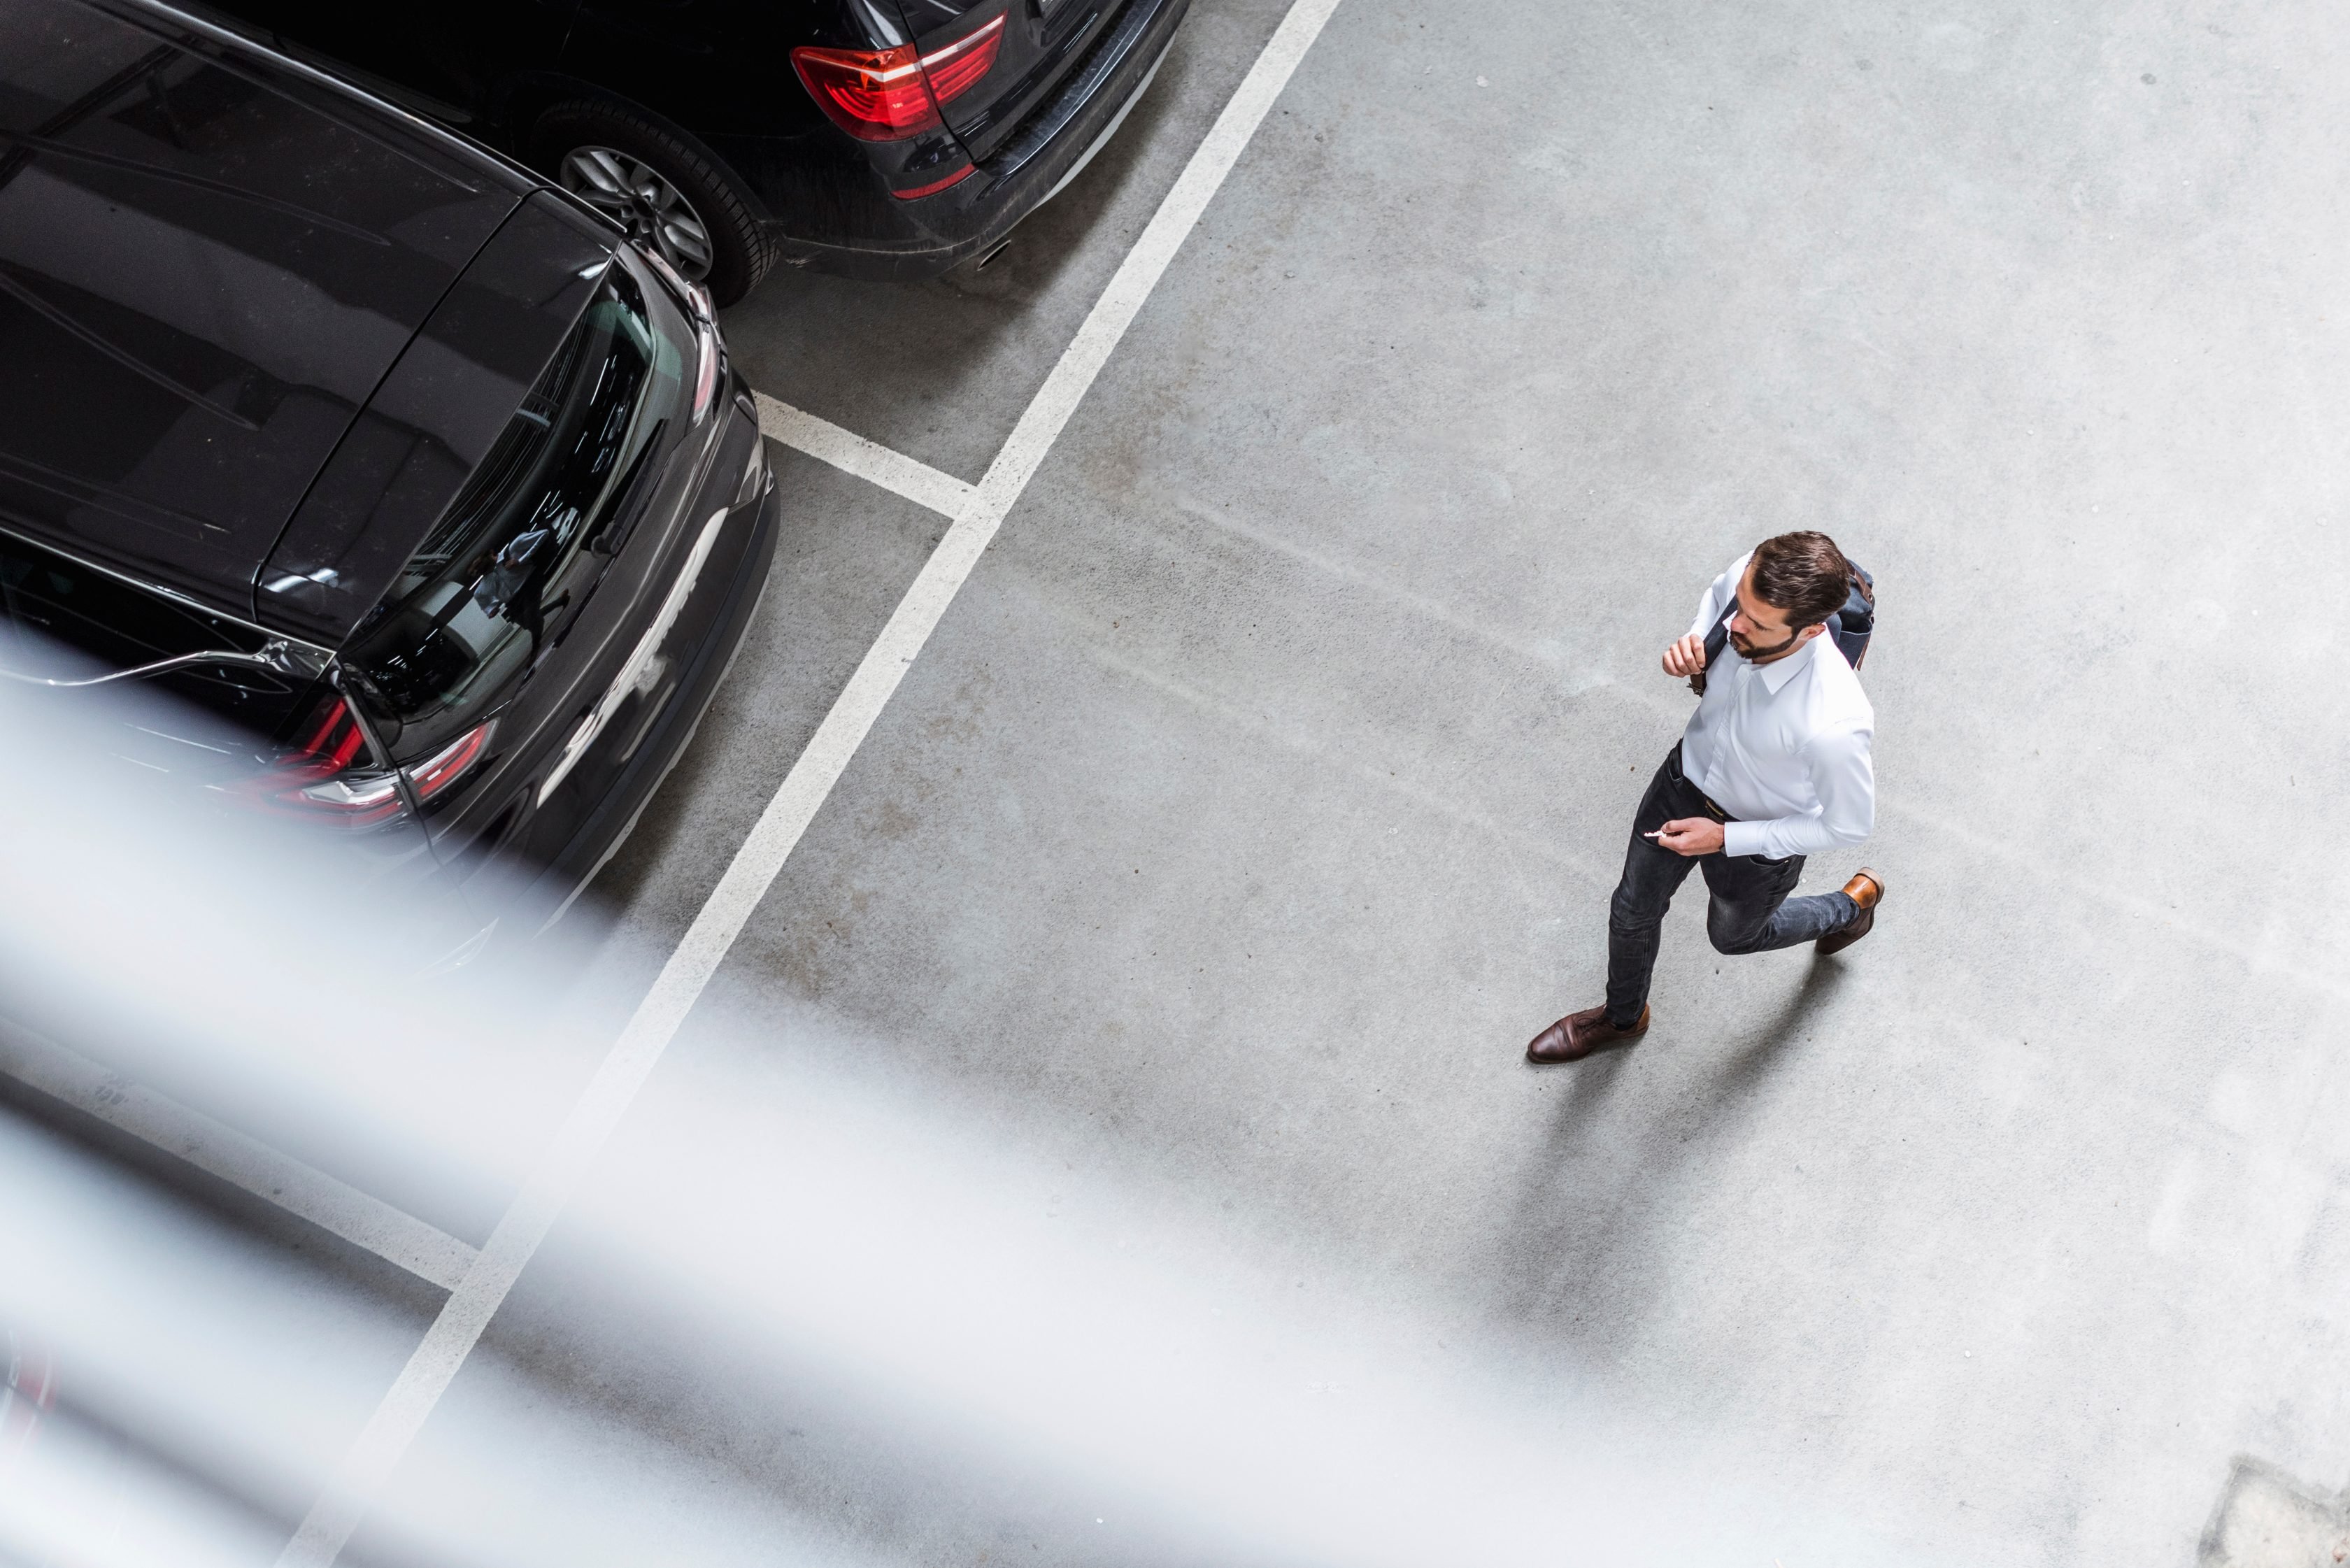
[528,99,773,306]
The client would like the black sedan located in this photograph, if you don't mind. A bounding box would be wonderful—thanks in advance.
[1,0,780,953]
[190,0,1192,304]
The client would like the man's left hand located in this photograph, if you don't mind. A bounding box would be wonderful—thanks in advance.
[1654,817,1723,857]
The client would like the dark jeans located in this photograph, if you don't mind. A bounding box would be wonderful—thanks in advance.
[1604,745,1858,1028]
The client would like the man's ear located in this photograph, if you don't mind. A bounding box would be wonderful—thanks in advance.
[1795,622,1826,644]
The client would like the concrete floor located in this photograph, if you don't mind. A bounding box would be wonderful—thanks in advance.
[304,0,2350,1562]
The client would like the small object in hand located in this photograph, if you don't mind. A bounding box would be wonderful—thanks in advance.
[1644,829,1667,840]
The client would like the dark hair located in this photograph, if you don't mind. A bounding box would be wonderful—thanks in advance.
[1749,532,1852,629]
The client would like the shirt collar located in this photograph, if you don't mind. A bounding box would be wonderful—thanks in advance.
[1754,634,1818,694]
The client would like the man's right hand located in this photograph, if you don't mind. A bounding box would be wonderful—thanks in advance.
[1662,633,1707,679]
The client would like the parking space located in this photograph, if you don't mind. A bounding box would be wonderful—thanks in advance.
[717,0,1298,481]
[585,462,956,973]
[16,0,2350,1562]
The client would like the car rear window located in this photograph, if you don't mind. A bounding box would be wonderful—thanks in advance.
[341,261,685,763]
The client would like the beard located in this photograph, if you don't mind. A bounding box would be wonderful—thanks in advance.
[1728,625,1803,661]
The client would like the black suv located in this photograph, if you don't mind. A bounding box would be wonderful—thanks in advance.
[193,0,1193,303]
[0,0,781,950]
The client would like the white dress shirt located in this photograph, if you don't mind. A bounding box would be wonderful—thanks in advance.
[1679,552,1876,861]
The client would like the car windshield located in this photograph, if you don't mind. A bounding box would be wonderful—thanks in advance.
[342,259,686,762]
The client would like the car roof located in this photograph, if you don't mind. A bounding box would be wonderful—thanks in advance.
[0,0,534,628]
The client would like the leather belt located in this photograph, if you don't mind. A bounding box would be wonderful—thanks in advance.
[1665,743,1737,822]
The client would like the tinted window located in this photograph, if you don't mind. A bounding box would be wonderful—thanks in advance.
[342,262,684,762]
[0,529,320,746]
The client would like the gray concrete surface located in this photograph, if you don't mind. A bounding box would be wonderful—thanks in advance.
[435,0,2350,1562]
[2201,1460,2350,1568]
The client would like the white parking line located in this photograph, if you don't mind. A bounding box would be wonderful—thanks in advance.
[278,4,1349,1563]
[754,393,977,518]
[0,1024,478,1292]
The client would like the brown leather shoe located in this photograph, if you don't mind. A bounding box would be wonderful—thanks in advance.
[1815,867,1884,957]
[1526,1004,1650,1063]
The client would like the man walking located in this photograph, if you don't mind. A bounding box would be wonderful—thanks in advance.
[1527,532,1883,1064]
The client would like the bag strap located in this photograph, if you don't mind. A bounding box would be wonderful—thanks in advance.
[1690,598,1736,697]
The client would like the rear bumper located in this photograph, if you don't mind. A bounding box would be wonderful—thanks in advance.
[761,0,1190,280]
[527,439,781,917]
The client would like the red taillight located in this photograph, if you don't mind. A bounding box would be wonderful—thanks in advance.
[1,1341,54,1458]
[292,771,405,823]
[249,697,404,825]
[892,164,976,200]
[916,14,1005,106]
[406,722,493,803]
[247,699,493,826]
[790,14,1004,142]
[792,41,940,140]
[293,694,366,775]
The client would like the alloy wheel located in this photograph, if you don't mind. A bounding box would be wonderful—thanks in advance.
[558,145,715,283]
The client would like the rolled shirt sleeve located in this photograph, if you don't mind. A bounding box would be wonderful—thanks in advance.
[1720,718,1876,860]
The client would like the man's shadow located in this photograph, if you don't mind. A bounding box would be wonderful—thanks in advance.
[1706,957,1851,1100]
[1487,957,1855,1341]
